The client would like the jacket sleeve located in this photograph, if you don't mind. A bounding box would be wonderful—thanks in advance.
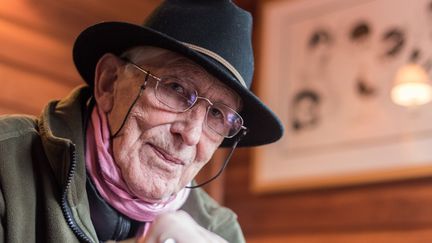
[207,206,246,243]
[181,188,246,243]
[0,185,5,242]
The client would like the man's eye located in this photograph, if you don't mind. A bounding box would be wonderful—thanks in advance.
[167,82,186,95]
[209,107,224,120]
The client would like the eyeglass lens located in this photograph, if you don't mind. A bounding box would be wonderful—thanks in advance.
[154,76,243,137]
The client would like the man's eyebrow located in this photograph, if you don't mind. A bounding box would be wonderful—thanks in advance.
[163,59,241,108]
[210,85,242,110]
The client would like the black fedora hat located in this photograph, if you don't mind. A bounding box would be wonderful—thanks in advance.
[73,0,283,147]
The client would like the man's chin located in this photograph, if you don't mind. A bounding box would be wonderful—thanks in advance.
[142,192,174,204]
[128,181,175,204]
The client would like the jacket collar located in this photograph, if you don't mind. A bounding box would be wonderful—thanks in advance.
[37,85,99,242]
[38,85,93,201]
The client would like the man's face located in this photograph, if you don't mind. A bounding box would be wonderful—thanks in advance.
[95,51,241,203]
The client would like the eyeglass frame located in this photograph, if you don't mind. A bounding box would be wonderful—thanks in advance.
[122,58,247,139]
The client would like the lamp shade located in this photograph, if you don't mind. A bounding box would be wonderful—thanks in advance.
[391,63,432,107]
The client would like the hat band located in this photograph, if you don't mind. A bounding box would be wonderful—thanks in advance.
[182,42,247,88]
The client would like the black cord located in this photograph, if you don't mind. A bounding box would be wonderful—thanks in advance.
[110,72,149,139]
[186,128,248,189]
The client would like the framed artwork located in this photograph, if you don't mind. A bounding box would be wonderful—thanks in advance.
[253,0,432,193]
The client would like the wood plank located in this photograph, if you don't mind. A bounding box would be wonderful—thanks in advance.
[0,0,161,42]
[0,104,37,116]
[0,63,75,115]
[247,228,432,243]
[0,18,80,86]
[44,0,162,23]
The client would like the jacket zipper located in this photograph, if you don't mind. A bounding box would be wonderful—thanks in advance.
[60,144,93,243]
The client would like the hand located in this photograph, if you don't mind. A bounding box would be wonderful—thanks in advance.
[137,210,228,243]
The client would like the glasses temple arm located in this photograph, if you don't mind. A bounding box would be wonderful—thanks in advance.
[186,127,248,189]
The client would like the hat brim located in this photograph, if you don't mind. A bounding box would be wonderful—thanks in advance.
[73,22,283,147]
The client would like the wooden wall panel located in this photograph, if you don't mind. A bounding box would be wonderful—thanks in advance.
[223,1,432,242]
[0,0,161,42]
[0,0,161,115]
[225,146,432,242]
[247,228,432,243]
[0,18,77,84]
[0,63,72,114]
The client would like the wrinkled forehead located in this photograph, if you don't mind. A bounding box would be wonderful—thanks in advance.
[127,46,242,109]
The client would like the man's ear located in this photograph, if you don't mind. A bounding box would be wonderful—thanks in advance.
[93,53,124,112]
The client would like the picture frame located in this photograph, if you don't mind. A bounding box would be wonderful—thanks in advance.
[253,0,432,193]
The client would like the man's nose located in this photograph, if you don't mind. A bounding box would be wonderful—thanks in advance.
[170,103,208,146]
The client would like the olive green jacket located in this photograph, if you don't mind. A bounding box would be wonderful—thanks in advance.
[0,86,245,243]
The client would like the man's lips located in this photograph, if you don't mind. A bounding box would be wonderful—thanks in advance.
[149,144,185,165]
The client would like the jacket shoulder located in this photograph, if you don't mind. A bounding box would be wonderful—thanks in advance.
[0,115,38,141]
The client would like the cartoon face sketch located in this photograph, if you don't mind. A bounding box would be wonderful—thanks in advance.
[350,21,371,44]
[307,29,334,67]
[381,28,405,58]
[291,89,322,132]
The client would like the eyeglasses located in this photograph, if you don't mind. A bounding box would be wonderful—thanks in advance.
[126,61,247,138]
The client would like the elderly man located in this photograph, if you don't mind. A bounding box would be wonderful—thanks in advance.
[0,0,283,243]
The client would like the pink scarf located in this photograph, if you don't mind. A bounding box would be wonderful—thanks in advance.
[85,105,190,234]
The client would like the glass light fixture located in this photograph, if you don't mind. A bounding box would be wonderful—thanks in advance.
[391,63,432,107]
